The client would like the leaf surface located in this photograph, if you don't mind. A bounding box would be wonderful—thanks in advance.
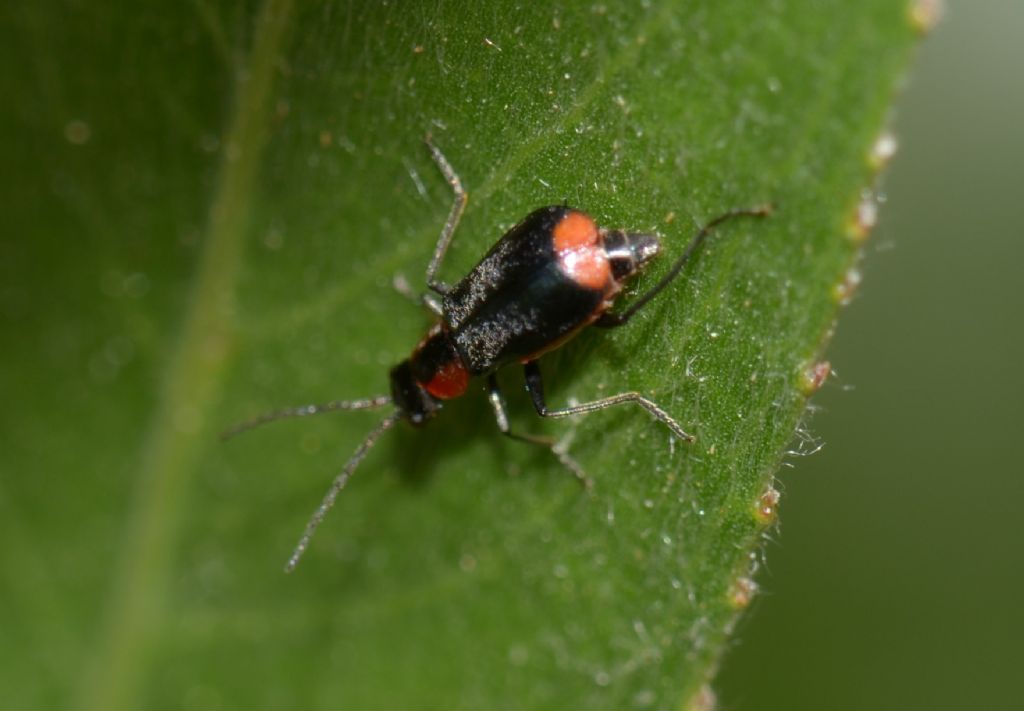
[0,1,918,709]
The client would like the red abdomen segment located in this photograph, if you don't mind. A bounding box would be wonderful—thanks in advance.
[422,354,469,399]
[410,323,470,400]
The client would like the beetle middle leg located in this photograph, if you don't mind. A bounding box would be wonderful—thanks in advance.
[486,374,591,488]
[523,361,694,442]
[423,135,468,296]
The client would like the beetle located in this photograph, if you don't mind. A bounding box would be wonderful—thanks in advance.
[225,137,770,571]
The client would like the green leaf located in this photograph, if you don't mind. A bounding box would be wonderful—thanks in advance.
[0,1,919,709]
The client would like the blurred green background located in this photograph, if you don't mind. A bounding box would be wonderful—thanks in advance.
[720,2,1024,709]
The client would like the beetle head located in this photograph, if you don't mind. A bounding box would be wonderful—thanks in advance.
[602,230,661,282]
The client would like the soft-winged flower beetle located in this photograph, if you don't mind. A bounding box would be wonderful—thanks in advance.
[225,137,771,571]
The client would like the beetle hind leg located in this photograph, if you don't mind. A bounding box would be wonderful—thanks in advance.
[523,361,694,443]
[486,374,592,489]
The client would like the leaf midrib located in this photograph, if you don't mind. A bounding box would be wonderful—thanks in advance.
[74,2,295,709]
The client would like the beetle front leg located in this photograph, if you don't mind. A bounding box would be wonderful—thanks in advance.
[523,361,694,442]
[486,374,590,488]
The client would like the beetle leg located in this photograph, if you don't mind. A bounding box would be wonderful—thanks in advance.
[594,205,772,329]
[424,135,469,296]
[392,273,445,316]
[486,374,591,488]
[523,361,694,442]
[420,293,444,317]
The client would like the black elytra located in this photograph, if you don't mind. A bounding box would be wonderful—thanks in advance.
[390,204,663,425]
[223,137,771,572]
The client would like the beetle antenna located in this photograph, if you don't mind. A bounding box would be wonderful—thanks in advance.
[220,395,393,440]
[285,411,402,573]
